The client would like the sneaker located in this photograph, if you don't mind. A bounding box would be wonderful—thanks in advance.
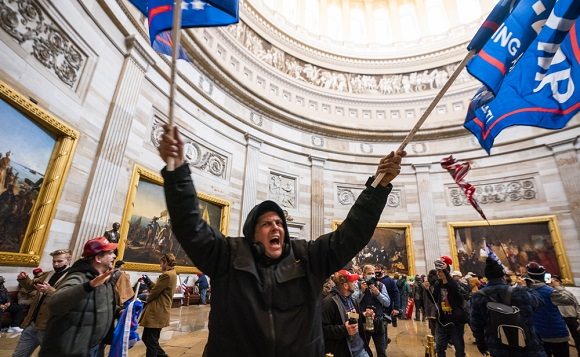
[7,326,23,333]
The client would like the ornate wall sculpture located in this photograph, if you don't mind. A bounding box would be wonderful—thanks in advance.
[446,177,537,207]
[151,118,228,179]
[269,172,297,208]
[226,22,473,96]
[0,0,87,88]
[337,186,401,208]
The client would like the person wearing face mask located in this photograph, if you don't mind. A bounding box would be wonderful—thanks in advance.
[353,265,391,357]
[12,249,72,357]
[322,270,374,357]
[157,125,405,357]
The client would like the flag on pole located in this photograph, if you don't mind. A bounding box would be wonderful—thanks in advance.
[467,0,519,52]
[153,31,189,59]
[465,0,580,153]
[467,0,558,94]
[108,298,144,357]
[440,155,487,220]
[129,0,239,42]
[180,276,189,292]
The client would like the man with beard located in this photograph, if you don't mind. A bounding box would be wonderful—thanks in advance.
[40,237,117,357]
[12,249,72,357]
[322,270,374,357]
[157,125,405,357]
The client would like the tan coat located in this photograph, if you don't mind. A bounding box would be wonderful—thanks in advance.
[21,271,65,330]
[139,268,177,328]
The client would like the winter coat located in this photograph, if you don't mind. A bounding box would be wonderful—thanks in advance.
[531,282,572,341]
[139,268,177,328]
[163,164,392,357]
[21,269,69,330]
[470,280,544,355]
[431,273,468,325]
[321,291,372,357]
[40,260,116,357]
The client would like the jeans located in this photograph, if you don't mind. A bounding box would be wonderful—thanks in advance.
[142,327,167,357]
[353,348,370,357]
[435,323,465,357]
[200,288,208,304]
[365,322,387,357]
[12,322,44,357]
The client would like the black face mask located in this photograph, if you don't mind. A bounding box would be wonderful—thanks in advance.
[54,265,67,273]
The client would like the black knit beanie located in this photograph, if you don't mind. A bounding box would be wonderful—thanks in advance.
[484,257,504,279]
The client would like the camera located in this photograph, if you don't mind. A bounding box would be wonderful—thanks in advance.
[365,276,377,286]
[348,317,358,325]
[347,311,359,325]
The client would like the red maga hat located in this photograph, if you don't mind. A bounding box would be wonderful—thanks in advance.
[337,269,360,282]
[82,237,118,258]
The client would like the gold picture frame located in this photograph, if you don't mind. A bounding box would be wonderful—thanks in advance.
[331,221,415,276]
[117,165,230,273]
[448,215,573,285]
[0,80,78,266]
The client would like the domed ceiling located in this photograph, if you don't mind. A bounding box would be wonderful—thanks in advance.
[245,0,494,60]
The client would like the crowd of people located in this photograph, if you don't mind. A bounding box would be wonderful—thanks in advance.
[0,126,578,357]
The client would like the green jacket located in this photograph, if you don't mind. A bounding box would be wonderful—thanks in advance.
[40,259,116,357]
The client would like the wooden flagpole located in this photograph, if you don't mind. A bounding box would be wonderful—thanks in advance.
[166,0,183,172]
[371,50,476,188]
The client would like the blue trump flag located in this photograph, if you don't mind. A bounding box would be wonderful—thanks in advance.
[467,0,558,94]
[465,0,580,154]
[129,0,239,43]
[109,298,144,357]
[153,30,189,59]
[467,0,519,52]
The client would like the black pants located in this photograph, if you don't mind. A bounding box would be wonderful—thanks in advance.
[564,316,580,356]
[142,327,167,357]
[542,341,569,357]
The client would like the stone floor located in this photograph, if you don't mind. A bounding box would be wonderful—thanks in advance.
[0,306,575,356]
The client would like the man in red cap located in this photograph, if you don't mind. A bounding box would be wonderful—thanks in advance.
[322,270,374,357]
[39,237,118,357]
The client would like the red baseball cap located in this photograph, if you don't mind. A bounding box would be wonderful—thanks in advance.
[82,237,118,258]
[32,268,43,275]
[337,269,360,282]
[440,255,453,266]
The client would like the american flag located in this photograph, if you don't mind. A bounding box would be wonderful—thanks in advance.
[441,155,487,220]
[180,276,189,293]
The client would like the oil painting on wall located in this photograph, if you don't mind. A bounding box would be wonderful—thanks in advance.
[332,222,415,276]
[119,165,230,273]
[448,216,573,284]
[0,81,78,266]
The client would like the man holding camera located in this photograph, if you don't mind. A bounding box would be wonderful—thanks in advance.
[353,265,391,357]
[322,270,374,357]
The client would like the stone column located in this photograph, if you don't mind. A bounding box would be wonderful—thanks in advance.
[310,156,326,240]
[413,163,440,268]
[72,36,154,258]
[548,139,580,234]
[239,134,263,234]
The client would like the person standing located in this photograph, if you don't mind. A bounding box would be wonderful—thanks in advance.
[40,238,117,357]
[139,253,178,357]
[13,249,72,357]
[527,262,576,357]
[196,273,209,305]
[157,124,405,356]
[550,275,580,356]
[430,258,468,357]
[412,274,424,321]
[322,270,374,357]
[470,257,545,356]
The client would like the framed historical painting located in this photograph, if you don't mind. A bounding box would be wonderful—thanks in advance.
[331,221,415,276]
[118,165,230,273]
[0,80,78,266]
[448,215,573,284]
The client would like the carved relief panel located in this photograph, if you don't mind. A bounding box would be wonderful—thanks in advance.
[337,185,401,208]
[268,171,297,209]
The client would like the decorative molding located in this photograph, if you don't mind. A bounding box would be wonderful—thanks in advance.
[151,118,228,179]
[337,185,401,208]
[226,21,473,96]
[0,0,87,88]
[199,74,214,95]
[250,111,263,126]
[268,171,297,208]
[446,177,537,207]
[311,135,324,147]
[360,143,373,154]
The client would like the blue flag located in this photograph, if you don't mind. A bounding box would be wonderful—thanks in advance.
[108,298,144,357]
[467,0,558,94]
[465,0,580,154]
[129,0,239,44]
[467,0,519,52]
[152,31,189,59]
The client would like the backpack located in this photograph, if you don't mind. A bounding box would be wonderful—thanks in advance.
[478,286,530,349]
